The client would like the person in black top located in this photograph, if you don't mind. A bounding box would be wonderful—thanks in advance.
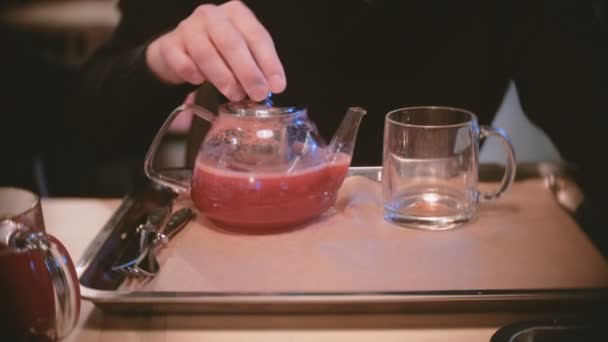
[59,0,606,253]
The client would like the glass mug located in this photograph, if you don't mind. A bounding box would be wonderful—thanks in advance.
[382,107,516,230]
[0,187,80,341]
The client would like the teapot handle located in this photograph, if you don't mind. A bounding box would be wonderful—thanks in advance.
[144,104,217,194]
[0,220,80,340]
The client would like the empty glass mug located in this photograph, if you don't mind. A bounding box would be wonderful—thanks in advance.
[382,107,516,230]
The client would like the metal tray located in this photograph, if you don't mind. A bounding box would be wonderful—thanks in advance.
[76,163,608,314]
[490,318,608,342]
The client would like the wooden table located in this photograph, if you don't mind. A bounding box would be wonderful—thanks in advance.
[41,197,605,342]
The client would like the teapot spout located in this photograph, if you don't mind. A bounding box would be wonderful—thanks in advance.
[329,107,367,159]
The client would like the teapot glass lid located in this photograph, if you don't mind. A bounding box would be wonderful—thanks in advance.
[225,96,300,117]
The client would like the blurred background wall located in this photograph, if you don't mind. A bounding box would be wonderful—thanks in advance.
[479,81,563,164]
[0,0,120,196]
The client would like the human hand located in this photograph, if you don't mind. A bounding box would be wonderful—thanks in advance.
[145,0,286,102]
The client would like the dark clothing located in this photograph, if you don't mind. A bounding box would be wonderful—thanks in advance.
[0,28,76,195]
[73,0,606,163]
[69,0,607,252]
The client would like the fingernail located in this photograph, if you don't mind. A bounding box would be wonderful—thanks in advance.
[250,86,269,102]
[217,83,243,102]
[191,74,204,85]
[269,75,286,93]
[230,91,246,102]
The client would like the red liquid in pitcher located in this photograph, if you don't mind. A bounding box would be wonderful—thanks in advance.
[0,250,55,341]
[191,153,351,232]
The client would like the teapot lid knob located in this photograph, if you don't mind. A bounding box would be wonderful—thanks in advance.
[263,92,274,107]
[225,94,299,117]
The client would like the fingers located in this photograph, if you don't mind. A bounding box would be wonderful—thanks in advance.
[224,1,286,93]
[198,6,267,101]
[145,1,286,102]
[181,23,247,101]
[159,39,205,85]
[146,33,206,86]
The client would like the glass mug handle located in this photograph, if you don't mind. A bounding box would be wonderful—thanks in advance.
[0,220,80,340]
[479,126,517,200]
[144,104,217,194]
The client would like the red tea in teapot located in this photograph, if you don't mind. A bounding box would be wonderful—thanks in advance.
[191,152,351,231]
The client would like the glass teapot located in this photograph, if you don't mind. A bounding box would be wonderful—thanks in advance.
[145,98,366,232]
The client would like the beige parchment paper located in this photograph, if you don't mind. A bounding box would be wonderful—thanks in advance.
[133,176,608,293]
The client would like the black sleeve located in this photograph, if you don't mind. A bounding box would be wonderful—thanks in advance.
[65,0,199,161]
[509,0,608,253]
